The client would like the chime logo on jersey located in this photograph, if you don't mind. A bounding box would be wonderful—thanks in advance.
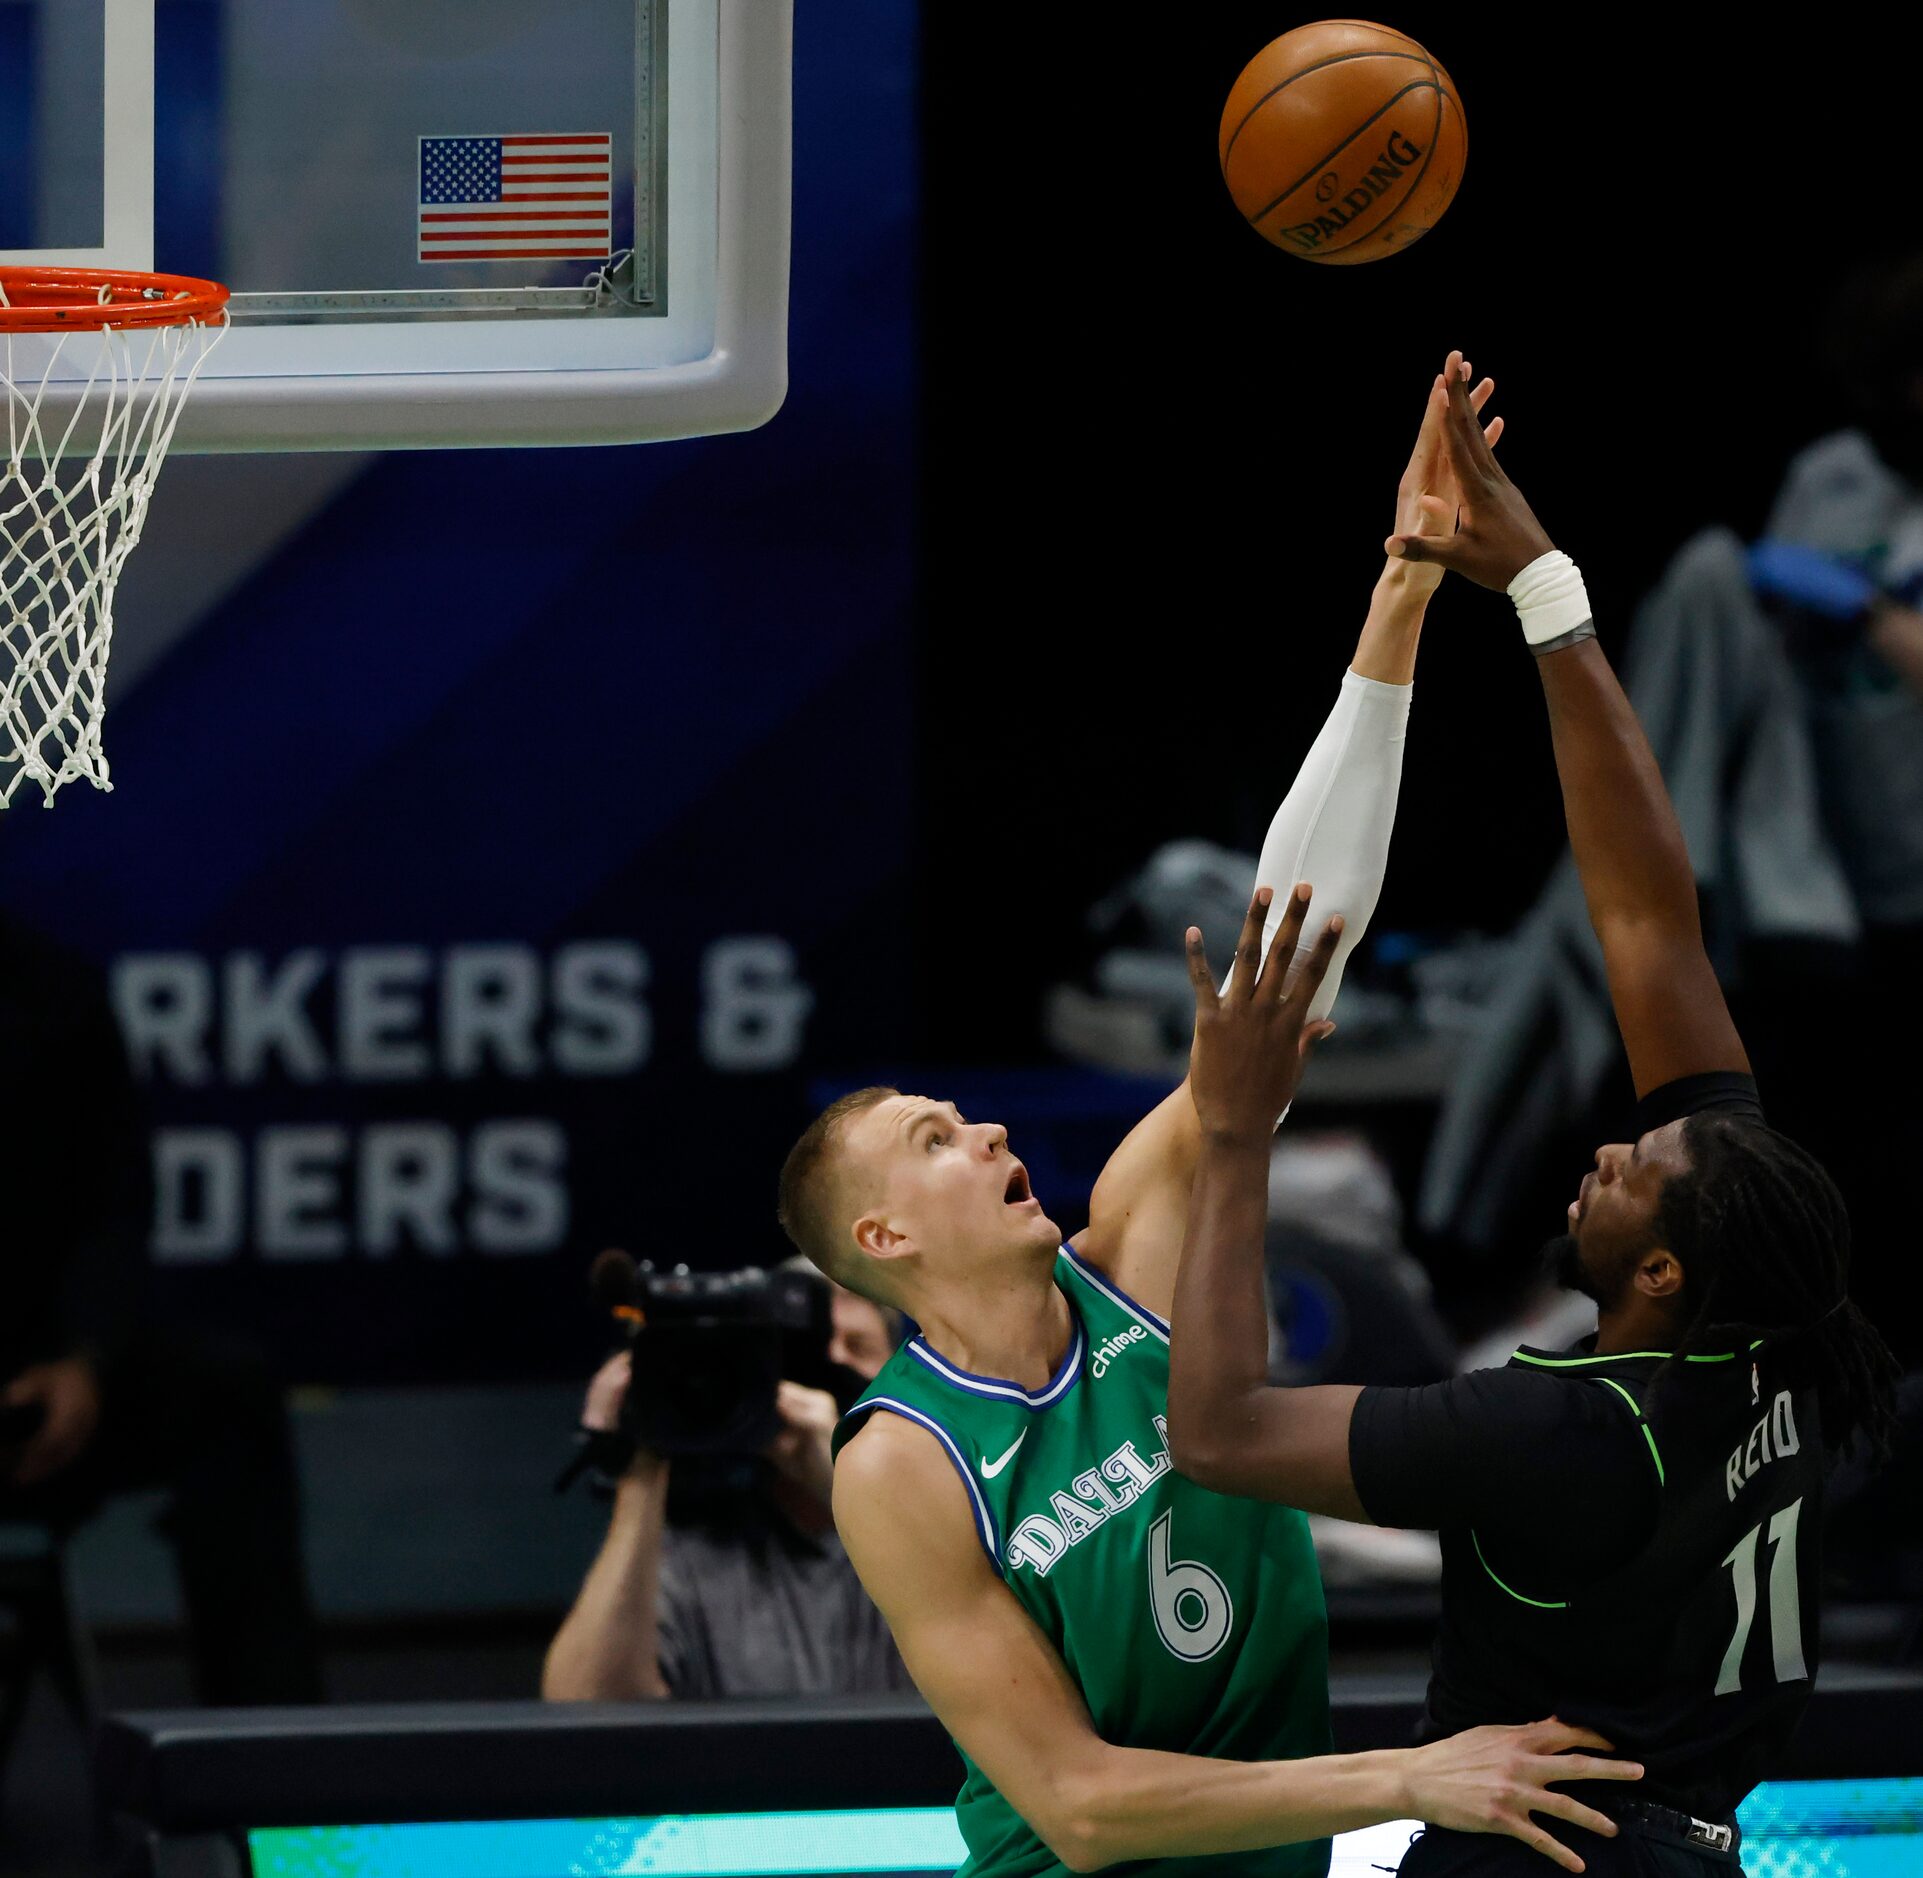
[1005,1415,1173,1577]
[1089,1324,1148,1379]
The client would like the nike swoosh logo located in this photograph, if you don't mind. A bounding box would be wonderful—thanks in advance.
[980,1432,1027,1478]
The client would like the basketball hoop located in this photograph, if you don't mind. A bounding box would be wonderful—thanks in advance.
[0,266,229,806]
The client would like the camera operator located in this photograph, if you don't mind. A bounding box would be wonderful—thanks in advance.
[542,1261,910,1701]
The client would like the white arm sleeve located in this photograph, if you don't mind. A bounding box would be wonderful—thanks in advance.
[1240,668,1411,1023]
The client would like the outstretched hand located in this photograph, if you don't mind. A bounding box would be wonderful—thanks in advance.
[1391,358,1503,595]
[1184,884,1342,1150]
[1386,349,1556,591]
[1404,1717,1643,1874]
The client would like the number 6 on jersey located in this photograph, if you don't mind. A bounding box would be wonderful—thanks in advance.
[1149,1511,1235,1662]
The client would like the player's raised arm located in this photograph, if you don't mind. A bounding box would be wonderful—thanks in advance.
[834,1411,1635,1874]
[1079,372,1506,1315]
[1165,885,1374,1516]
[1385,350,1749,1097]
[1164,883,1667,1532]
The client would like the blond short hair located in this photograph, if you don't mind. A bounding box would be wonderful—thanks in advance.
[775,1086,899,1304]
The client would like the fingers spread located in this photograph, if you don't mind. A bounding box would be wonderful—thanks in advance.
[1283,914,1344,1010]
[1228,887,1272,997]
[1263,883,1311,991]
[1532,1724,1615,1756]
[1537,1792,1620,1840]
[1548,1757,1642,1784]
[1514,1825,1584,1875]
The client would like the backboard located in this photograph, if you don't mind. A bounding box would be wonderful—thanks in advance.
[0,0,791,450]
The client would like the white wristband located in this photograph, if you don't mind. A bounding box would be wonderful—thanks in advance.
[1507,548,1592,647]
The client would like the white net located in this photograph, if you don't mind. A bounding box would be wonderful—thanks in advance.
[0,310,225,806]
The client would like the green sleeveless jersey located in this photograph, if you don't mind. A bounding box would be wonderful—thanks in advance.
[833,1245,1332,1878]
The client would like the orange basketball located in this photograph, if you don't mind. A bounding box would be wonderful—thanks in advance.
[1219,21,1466,265]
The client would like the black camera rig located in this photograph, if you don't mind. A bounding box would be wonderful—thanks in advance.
[556,1254,842,1495]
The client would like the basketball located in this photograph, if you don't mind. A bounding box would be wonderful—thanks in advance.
[1219,20,1466,264]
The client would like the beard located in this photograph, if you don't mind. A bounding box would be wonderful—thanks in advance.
[1543,1231,1600,1303]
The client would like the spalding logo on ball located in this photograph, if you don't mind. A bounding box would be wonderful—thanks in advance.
[1220,20,1466,264]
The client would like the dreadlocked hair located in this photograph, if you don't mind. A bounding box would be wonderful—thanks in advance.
[1655,1114,1900,1464]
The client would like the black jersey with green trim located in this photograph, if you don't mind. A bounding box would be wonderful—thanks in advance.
[1421,1342,1824,1822]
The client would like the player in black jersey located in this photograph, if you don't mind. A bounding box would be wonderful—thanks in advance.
[1163,353,1901,1878]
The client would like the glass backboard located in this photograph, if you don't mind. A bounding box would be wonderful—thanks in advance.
[0,0,791,449]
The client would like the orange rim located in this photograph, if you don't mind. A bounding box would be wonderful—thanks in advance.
[0,266,229,331]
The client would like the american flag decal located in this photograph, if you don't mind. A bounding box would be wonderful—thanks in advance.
[418,133,613,263]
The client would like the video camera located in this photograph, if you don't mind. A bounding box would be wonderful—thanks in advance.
[589,1252,842,1457]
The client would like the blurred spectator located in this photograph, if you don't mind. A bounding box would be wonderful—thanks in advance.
[1764,248,1923,915]
[543,1271,910,1701]
[1264,1132,1455,1389]
[0,912,322,1703]
[1718,251,1923,1370]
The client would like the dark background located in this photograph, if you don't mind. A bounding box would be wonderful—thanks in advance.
[916,7,1913,1063]
[4,26,1921,1852]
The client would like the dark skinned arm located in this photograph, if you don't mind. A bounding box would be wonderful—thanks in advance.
[1386,350,1749,1097]
[1164,884,1370,1519]
[1534,641,1749,1094]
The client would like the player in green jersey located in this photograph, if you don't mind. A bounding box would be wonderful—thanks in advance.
[777,374,1639,1878]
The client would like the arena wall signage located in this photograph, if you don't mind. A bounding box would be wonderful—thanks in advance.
[0,3,915,1384]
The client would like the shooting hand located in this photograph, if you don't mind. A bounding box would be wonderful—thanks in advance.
[1391,357,1503,594]
[5,1356,102,1488]
[1385,350,1555,590]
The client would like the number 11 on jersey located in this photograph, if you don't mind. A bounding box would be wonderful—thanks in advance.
[1715,1497,1807,1696]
